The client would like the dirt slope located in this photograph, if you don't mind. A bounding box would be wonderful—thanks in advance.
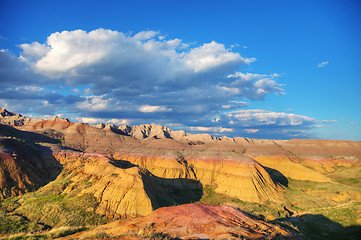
[62,203,302,239]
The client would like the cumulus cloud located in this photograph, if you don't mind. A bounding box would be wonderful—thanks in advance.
[14,29,285,123]
[78,117,129,125]
[224,109,316,127]
[76,95,122,112]
[0,51,40,88]
[189,126,234,133]
[183,41,253,73]
[0,28,324,139]
[227,72,284,100]
[317,61,329,68]
[138,105,172,113]
[244,129,259,133]
[188,109,319,138]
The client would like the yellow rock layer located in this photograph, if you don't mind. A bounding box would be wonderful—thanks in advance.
[53,152,172,217]
[252,156,332,182]
[300,158,358,174]
[114,154,282,203]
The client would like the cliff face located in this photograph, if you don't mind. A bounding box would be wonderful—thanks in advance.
[253,156,333,182]
[52,152,175,217]
[0,125,62,199]
[0,108,40,126]
[114,154,282,203]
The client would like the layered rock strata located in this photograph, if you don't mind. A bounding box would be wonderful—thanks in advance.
[61,203,302,239]
[51,152,175,217]
[114,153,282,203]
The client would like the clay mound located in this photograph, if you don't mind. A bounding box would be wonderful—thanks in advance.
[63,122,140,153]
[32,116,73,131]
[254,156,333,182]
[51,152,176,218]
[65,203,302,239]
[118,123,173,139]
[115,153,282,203]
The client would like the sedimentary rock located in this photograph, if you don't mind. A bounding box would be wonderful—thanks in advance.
[62,203,303,239]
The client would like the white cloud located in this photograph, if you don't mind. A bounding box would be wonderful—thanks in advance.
[188,109,319,138]
[138,105,172,113]
[317,61,329,68]
[133,30,159,40]
[19,42,50,63]
[183,41,252,73]
[190,126,234,133]
[73,117,130,126]
[244,129,259,133]
[106,118,130,125]
[77,95,122,112]
[14,29,284,122]
[0,29,320,139]
[80,117,105,124]
[228,109,315,126]
[227,72,284,99]
[18,29,257,89]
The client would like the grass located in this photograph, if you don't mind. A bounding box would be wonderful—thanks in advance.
[198,185,286,220]
[0,172,108,238]
[197,180,361,240]
[2,226,89,240]
[135,223,178,240]
[283,179,361,226]
[0,209,45,235]
[326,165,361,188]
[13,193,107,228]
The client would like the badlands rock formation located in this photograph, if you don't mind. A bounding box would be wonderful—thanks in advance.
[115,153,282,203]
[1,108,361,217]
[52,152,175,217]
[63,203,302,239]
[0,108,40,126]
[0,124,61,199]
[1,108,361,239]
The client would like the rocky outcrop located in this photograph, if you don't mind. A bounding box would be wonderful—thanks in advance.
[114,153,283,203]
[2,108,361,207]
[51,152,176,218]
[32,116,73,131]
[62,203,302,239]
[0,136,61,199]
[111,123,227,143]
[0,108,40,126]
[62,122,140,153]
[253,156,333,182]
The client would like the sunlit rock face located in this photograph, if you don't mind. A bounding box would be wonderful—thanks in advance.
[0,108,40,126]
[114,153,282,203]
[61,203,303,240]
[52,152,175,218]
[1,108,361,219]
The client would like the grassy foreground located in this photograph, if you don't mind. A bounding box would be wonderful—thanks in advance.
[0,174,108,239]
[198,179,361,240]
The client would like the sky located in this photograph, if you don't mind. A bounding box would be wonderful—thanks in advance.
[0,0,360,140]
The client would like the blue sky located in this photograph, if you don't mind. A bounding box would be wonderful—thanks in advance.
[0,0,360,140]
